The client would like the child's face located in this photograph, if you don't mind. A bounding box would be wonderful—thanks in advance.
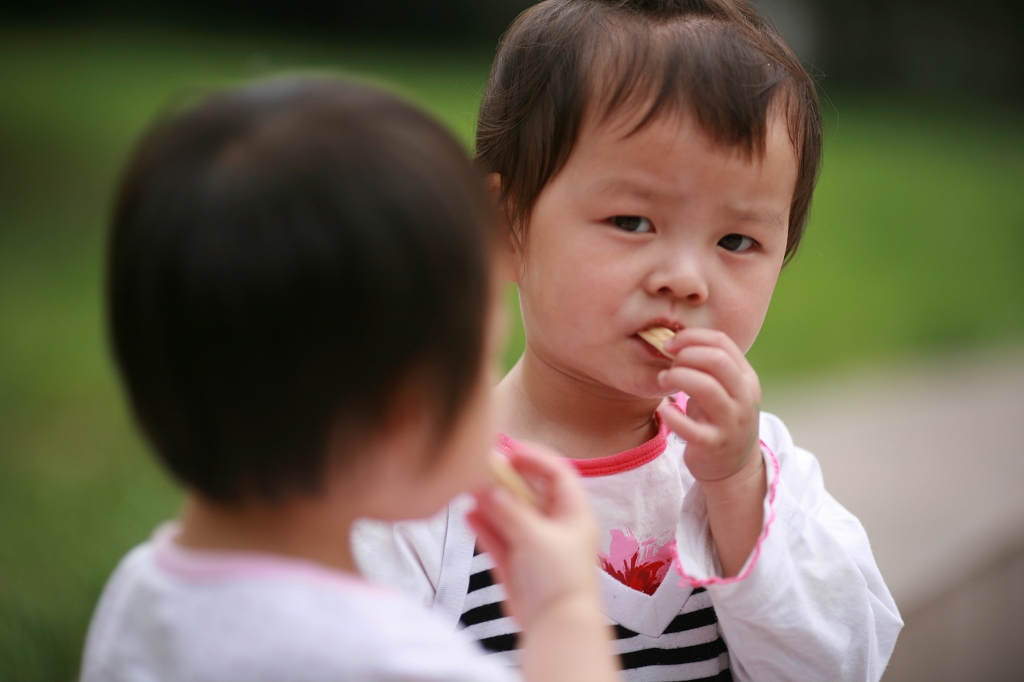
[513,108,798,399]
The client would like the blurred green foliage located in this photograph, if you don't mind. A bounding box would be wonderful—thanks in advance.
[753,96,1024,375]
[1,27,1022,681]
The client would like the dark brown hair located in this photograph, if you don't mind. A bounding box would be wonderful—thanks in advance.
[476,0,822,261]
[109,77,493,503]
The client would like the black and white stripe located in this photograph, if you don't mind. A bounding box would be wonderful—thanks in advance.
[459,548,732,681]
[459,550,521,665]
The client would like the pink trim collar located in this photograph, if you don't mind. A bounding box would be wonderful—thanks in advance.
[150,523,375,591]
[495,412,670,478]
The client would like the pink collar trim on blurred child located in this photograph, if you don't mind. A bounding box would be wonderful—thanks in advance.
[150,522,381,592]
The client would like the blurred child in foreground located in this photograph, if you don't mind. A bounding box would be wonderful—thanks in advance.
[80,76,618,682]
[354,1,902,679]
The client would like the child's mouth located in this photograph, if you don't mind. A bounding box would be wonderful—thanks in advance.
[637,326,676,359]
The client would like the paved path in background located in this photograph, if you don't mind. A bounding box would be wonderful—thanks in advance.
[764,346,1024,617]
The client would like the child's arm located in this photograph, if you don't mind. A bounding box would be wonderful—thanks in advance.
[675,415,902,681]
[655,328,767,576]
[467,445,620,682]
[654,329,902,680]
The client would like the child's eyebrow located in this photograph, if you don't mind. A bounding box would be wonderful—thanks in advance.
[586,178,658,200]
[588,179,788,227]
[721,204,788,229]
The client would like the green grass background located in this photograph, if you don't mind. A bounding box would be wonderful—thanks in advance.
[1,27,1022,681]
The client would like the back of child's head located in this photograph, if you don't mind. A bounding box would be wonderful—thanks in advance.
[477,0,822,260]
[108,77,493,504]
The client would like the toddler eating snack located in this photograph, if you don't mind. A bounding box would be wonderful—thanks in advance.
[355,1,903,680]
[80,76,619,682]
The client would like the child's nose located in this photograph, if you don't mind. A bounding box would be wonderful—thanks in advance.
[647,255,709,304]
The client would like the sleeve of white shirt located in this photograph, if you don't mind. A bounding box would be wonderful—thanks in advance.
[673,411,903,682]
[351,505,451,610]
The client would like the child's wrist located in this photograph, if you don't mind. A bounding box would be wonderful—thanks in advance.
[700,443,766,508]
[699,444,767,577]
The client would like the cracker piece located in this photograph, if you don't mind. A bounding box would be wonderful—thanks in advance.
[638,326,676,358]
[489,453,538,506]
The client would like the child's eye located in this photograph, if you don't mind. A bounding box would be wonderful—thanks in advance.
[719,234,757,252]
[611,216,654,233]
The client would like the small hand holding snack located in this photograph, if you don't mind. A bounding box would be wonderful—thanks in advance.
[471,446,598,628]
[468,446,618,682]
[488,452,539,507]
[650,328,767,577]
[649,327,762,483]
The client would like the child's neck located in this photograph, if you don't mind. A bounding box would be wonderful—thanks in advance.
[175,494,360,574]
[497,351,662,459]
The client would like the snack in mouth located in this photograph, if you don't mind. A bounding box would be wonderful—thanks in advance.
[637,326,676,358]
[489,453,538,506]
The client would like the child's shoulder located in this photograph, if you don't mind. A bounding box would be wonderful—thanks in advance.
[83,524,510,681]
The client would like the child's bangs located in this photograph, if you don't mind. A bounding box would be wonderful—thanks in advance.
[587,18,806,161]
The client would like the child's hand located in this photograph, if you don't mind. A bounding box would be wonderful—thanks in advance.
[655,328,763,484]
[466,444,599,630]
[469,448,618,682]
[655,328,767,577]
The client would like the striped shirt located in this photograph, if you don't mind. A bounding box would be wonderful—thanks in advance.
[459,547,732,681]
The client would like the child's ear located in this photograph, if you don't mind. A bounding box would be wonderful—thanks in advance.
[485,173,523,285]
[485,172,504,211]
[349,378,435,476]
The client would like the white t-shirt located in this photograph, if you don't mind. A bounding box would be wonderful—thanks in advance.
[80,524,520,682]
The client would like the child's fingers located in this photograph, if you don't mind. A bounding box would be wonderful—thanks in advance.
[657,366,734,422]
[668,345,752,403]
[657,403,718,445]
[665,328,754,381]
[473,481,542,547]
[506,443,587,517]
[664,327,740,354]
